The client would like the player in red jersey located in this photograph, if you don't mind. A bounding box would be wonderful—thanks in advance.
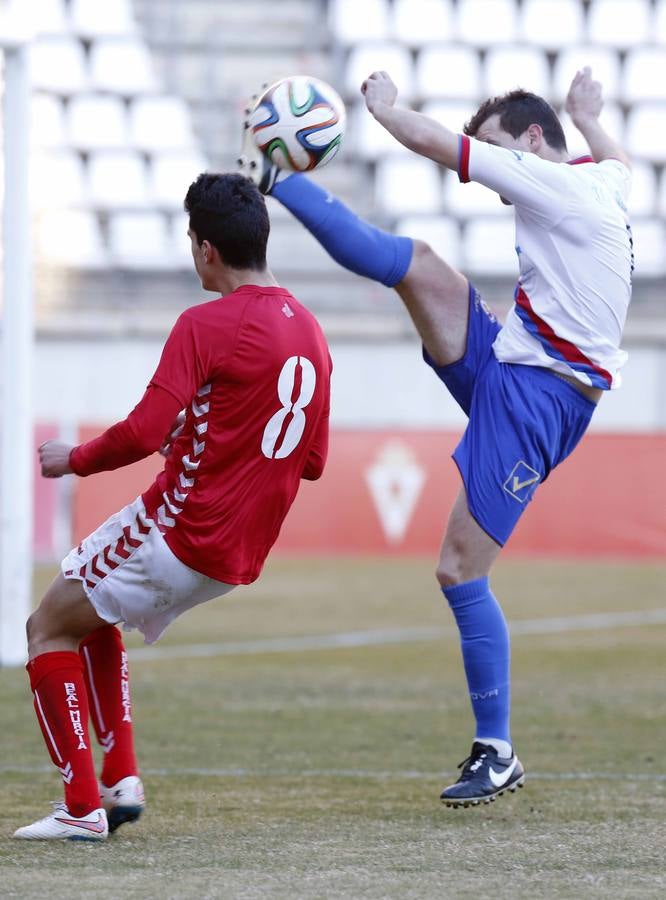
[13,173,332,841]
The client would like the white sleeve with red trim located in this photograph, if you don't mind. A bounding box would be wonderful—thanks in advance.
[457,135,570,227]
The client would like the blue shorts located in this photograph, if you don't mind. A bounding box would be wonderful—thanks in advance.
[424,284,596,546]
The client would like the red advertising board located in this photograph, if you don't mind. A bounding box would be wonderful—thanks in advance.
[68,428,666,559]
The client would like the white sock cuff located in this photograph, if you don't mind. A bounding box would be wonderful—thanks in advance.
[475,737,513,759]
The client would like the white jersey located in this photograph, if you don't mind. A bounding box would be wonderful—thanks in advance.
[458,135,633,389]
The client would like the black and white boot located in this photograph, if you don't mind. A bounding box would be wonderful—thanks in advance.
[440,741,525,808]
[237,91,281,195]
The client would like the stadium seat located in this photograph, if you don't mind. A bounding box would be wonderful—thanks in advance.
[552,45,621,102]
[88,151,151,209]
[630,219,666,278]
[150,151,209,210]
[375,156,443,215]
[520,0,585,48]
[108,211,173,269]
[29,36,88,95]
[443,172,513,218]
[69,0,137,37]
[626,105,666,164]
[415,45,482,101]
[586,0,651,47]
[655,0,666,44]
[391,0,455,46]
[622,48,666,103]
[394,215,462,268]
[344,42,414,100]
[657,170,666,217]
[421,100,477,135]
[329,0,390,43]
[34,0,69,36]
[463,217,517,275]
[129,96,196,152]
[209,50,329,107]
[67,95,128,151]
[89,37,158,95]
[30,150,87,209]
[456,0,519,46]
[168,213,196,269]
[627,161,657,217]
[30,93,68,149]
[483,46,550,98]
[350,101,405,158]
[561,101,623,159]
[37,209,108,268]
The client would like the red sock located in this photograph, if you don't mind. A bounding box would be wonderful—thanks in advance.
[27,651,100,817]
[79,625,138,787]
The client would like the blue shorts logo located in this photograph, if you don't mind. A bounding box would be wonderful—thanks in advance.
[473,290,497,323]
[503,460,541,503]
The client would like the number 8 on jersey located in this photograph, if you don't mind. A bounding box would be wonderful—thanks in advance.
[261,356,316,459]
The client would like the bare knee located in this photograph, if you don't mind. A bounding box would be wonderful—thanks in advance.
[436,548,464,589]
[409,238,436,267]
[26,609,47,656]
[24,574,98,657]
[402,238,466,286]
[436,537,492,589]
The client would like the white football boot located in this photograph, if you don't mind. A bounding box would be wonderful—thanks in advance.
[237,89,282,195]
[100,775,145,833]
[13,802,108,841]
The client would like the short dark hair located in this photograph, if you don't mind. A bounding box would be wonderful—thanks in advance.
[184,172,270,270]
[464,89,567,152]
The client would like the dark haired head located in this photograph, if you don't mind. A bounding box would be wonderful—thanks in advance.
[464,89,567,152]
[184,172,269,270]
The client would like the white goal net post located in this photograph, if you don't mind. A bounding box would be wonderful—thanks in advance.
[0,2,34,666]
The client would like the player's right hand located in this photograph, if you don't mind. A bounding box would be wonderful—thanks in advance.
[361,71,398,116]
[159,410,186,458]
[565,67,603,125]
[38,440,74,478]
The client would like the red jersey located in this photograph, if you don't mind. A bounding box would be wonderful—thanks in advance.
[71,285,332,584]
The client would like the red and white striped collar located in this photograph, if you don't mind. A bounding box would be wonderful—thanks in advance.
[566,155,595,165]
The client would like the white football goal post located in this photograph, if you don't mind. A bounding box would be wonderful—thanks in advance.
[0,5,33,666]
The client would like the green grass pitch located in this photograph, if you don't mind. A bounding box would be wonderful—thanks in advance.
[1,558,664,899]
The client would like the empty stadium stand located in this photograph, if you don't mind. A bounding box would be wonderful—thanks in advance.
[23,0,666,337]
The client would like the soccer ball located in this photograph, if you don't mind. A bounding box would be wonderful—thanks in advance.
[247,75,346,172]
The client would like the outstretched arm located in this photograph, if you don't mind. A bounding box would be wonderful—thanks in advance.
[39,310,213,479]
[362,71,460,170]
[565,67,631,169]
[39,385,184,478]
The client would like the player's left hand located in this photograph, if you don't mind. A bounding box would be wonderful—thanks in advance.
[159,410,186,458]
[361,71,398,115]
[39,440,74,478]
[565,67,603,125]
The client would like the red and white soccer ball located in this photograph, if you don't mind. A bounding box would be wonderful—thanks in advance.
[248,75,346,172]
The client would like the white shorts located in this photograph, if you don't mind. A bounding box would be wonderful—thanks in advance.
[62,496,235,644]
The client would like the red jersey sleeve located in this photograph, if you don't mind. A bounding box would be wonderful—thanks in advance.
[149,310,219,406]
[71,310,222,476]
[301,401,329,480]
[69,384,183,476]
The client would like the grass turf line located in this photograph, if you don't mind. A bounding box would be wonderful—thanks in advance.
[0,557,664,899]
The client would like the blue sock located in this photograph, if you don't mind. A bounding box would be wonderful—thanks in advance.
[442,577,511,748]
[272,174,413,287]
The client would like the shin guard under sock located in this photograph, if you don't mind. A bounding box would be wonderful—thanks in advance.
[79,625,138,787]
[442,577,511,747]
[272,174,413,286]
[27,651,100,817]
